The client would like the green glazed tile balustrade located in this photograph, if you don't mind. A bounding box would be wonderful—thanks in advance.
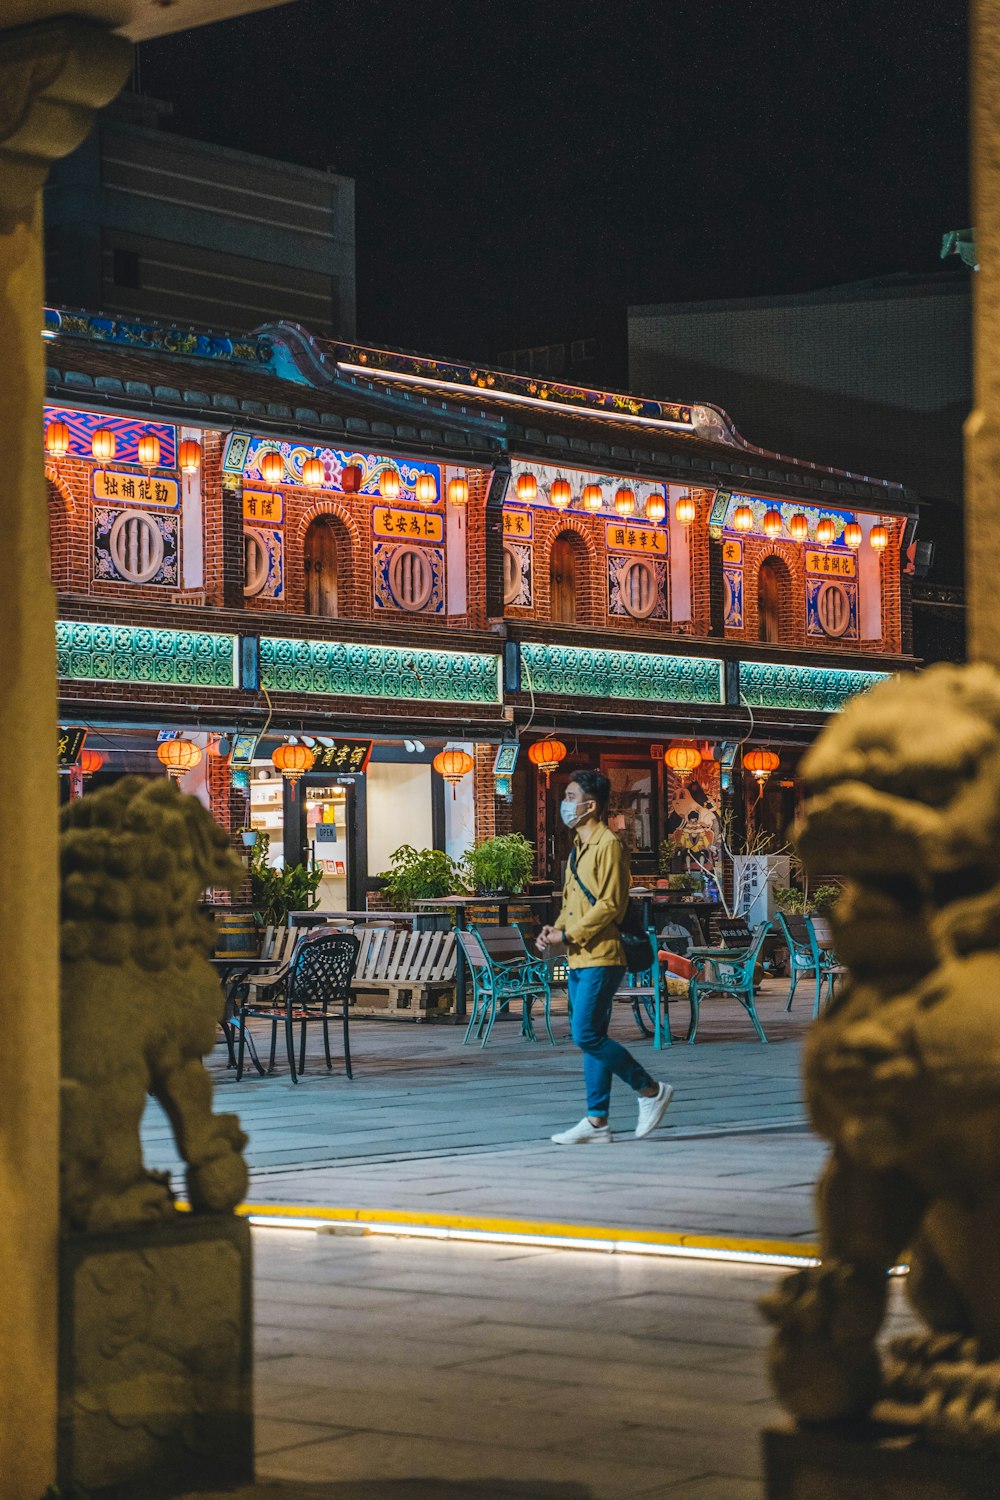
[739,661,891,714]
[521,643,723,704]
[259,636,501,704]
[57,621,237,687]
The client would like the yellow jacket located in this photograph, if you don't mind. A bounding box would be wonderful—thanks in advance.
[554,822,629,968]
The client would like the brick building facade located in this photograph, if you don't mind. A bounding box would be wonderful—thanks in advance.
[45,307,917,901]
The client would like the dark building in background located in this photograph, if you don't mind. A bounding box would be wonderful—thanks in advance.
[628,273,971,663]
[45,93,356,339]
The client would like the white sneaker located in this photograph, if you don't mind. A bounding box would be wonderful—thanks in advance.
[635,1082,674,1139]
[551,1117,613,1145]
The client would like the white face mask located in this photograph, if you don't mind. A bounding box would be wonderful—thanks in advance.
[561,798,591,829]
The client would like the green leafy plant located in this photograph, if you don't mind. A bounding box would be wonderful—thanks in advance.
[249,832,323,927]
[463,833,536,895]
[774,882,842,916]
[379,844,463,905]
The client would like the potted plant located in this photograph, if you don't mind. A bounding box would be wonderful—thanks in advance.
[463,833,536,896]
[379,845,463,926]
[775,882,841,916]
[248,832,323,928]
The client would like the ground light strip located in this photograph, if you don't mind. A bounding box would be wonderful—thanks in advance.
[223,1203,824,1269]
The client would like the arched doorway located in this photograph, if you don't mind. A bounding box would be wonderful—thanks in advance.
[550,531,587,625]
[304,515,350,617]
[758,556,790,644]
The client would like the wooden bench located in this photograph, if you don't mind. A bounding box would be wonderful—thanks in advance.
[349,925,458,1018]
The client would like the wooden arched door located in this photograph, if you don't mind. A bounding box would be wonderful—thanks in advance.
[758,558,784,643]
[550,534,579,624]
[304,517,342,617]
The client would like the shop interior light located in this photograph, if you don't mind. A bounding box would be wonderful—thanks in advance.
[550,478,572,510]
[733,504,754,532]
[816,517,836,546]
[515,471,538,502]
[379,467,401,501]
[789,512,809,542]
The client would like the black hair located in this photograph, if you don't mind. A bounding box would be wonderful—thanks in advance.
[568,768,611,819]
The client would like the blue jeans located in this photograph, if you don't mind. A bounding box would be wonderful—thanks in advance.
[568,964,655,1116]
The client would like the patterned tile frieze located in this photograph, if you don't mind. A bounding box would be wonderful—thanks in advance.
[520,642,723,704]
[739,660,891,713]
[259,636,501,704]
[57,621,237,687]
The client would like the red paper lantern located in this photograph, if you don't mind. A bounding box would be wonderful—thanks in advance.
[816,517,836,546]
[260,449,284,484]
[91,427,116,462]
[45,421,70,457]
[178,439,202,473]
[582,483,604,512]
[743,749,780,787]
[379,467,401,501]
[447,476,469,506]
[527,738,567,786]
[550,478,572,510]
[664,745,702,782]
[79,747,104,776]
[733,504,754,532]
[614,486,636,517]
[763,508,782,538]
[137,432,161,468]
[870,524,889,551]
[341,462,364,493]
[844,521,863,549]
[302,457,325,487]
[789,513,809,542]
[645,490,666,524]
[433,748,474,798]
[157,739,203,780]
[675,493,696,526]
[416,473,437,505]
[515,471,537,502]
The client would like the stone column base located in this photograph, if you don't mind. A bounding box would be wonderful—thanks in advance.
[58,1213,253,1497]
[764,1425,1000,1500]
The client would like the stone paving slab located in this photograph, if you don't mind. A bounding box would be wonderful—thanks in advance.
[147,982,821,1243]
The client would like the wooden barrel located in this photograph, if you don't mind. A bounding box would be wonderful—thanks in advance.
[213,910,258,959]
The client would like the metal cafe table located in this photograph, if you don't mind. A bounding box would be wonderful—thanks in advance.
[412,894,555,1018]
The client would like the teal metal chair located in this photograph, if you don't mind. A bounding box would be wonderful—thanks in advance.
[457,924,554,1049]
[777,912,838,1019]
[687,921,771,1043]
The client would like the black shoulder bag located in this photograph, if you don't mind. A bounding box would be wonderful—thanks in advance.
[568,846,655,974]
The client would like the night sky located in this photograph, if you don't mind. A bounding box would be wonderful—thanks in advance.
[140,1,969,376]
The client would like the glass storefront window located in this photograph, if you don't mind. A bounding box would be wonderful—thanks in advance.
[606,764,655,857]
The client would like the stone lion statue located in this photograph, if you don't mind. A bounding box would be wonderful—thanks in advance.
[762,662,1000,1447]
[60,776,249,1232]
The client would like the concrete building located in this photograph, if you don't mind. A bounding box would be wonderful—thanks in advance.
[45,92,356,338]
[628,273,971,662]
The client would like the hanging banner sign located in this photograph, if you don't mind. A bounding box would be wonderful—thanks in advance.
[502,508,533,539]
[93,471,179,508]
[722,538,743,566]
[58,726,88,767]
[373,507,443,543]
[312,739,373,773]
[605,522,668,555]
[242,490,284,523]
[805,550,856,578]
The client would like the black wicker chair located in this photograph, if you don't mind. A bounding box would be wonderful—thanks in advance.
[236,931,359,1084]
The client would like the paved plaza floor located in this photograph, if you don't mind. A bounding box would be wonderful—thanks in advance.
[159,983,876,1497]
[145,981,825,1244]
[193,1224,917,1500]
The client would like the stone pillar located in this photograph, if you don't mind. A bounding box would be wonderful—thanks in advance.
[0,20,130,1499]
[967,1,1000,667]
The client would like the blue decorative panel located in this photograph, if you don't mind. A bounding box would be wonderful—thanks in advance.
[45,404,176,467]
[243,527,283,600]
[57,621,237,687]
[94,507,178,586]
[260,637,501,704]
[520,643,723,704]
[228,433,442,502]
[806,577,858,640]
[723,566,744,628]
[739,661,891,714]
[374,542,445,614]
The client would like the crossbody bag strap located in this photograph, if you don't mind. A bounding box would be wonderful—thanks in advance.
[568,845,599,907]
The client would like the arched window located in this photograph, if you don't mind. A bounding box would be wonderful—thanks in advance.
[304,515,350,618]
[550,532,588,625]
[758,556,790,643]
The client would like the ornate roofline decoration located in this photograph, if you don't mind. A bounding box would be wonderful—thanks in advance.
[43,306,275,369]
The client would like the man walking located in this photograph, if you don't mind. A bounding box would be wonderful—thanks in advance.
[538,769,673,1143]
